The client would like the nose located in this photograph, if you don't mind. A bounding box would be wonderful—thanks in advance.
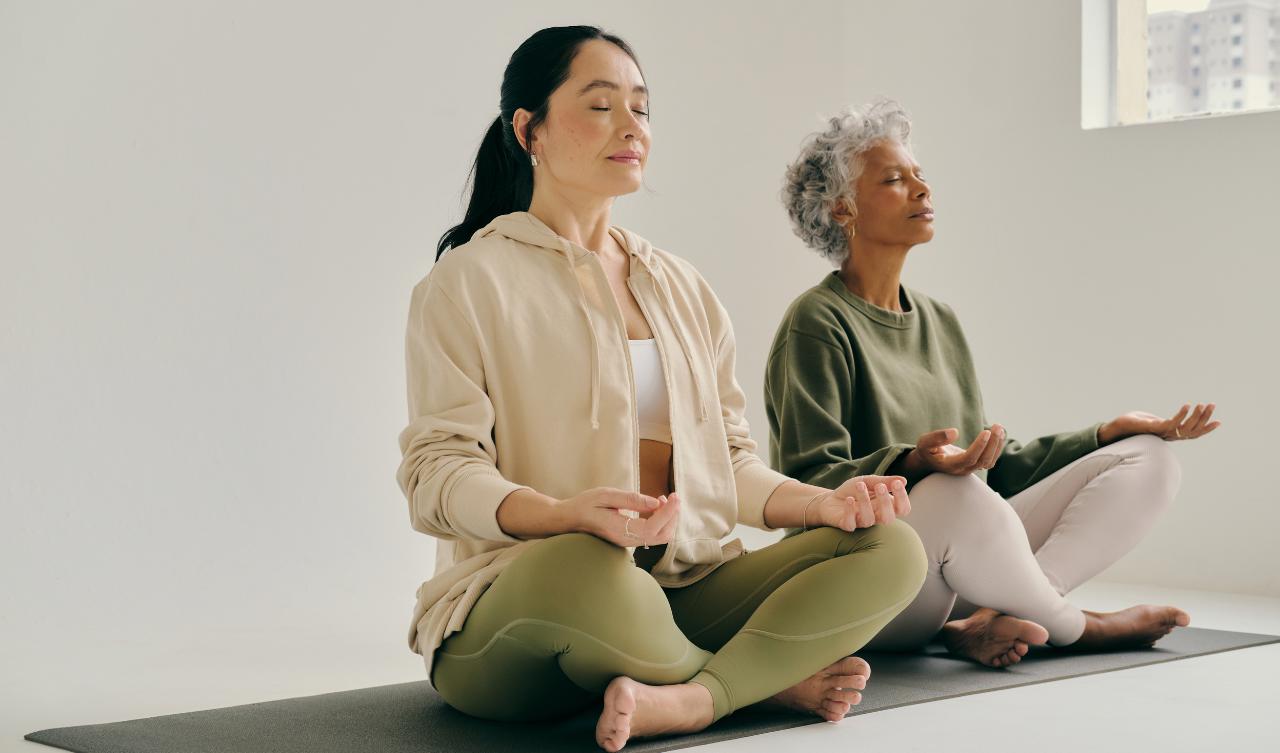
[617,111,645,141]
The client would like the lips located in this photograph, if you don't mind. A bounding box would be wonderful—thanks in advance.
[609,151,642,163]
[910,208,934,218]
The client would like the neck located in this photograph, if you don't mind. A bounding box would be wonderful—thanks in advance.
[526,187,618,257]
[838,238,910,312]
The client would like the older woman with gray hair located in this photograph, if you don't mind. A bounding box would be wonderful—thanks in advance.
[763,98,1220,666]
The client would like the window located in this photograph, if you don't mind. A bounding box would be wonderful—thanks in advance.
[1083,0,1280,127]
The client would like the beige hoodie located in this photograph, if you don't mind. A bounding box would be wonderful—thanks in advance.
[396,211,792,687]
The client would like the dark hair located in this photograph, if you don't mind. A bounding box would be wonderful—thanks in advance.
[436,26,645,260]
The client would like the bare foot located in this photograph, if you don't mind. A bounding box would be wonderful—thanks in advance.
[1064,605,1190,652]
[941,607,1050,668]
[595,676,714,752]
[759,655,871,722]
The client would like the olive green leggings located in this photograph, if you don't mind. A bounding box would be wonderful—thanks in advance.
[431,520,927,724]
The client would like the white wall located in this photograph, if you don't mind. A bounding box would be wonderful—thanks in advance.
[2,2,1274,700]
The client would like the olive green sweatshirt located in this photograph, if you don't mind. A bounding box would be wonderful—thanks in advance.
[764,271,1104,522]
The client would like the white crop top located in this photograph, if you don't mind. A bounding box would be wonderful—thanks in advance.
[628,338,672,444]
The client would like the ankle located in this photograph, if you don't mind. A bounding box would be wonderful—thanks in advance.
[684,682,715,727]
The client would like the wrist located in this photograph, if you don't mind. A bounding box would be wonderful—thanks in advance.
[892,448,924,480]
[801,490,830,530]
[551,496,584,537]
[498,489,575,539]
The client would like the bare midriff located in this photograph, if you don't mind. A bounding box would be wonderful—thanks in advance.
[634,437,674,571]
[638,438,674,497]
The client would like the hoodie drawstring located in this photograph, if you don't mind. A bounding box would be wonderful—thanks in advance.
[566,246,603,429]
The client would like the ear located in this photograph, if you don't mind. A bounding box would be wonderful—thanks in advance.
[831,196,857,230]
[512,107,536,153]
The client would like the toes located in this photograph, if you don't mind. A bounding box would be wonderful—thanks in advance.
[825,674,867,691]
[820,699,851,718]
[837,656,871,678]
[597,717,627,752]
[1013,641,1029,657]
[597,725,623,753]
[827,688,862,704]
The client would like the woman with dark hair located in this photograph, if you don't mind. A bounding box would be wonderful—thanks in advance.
[397,27,927,751]
[766,98,1218,668]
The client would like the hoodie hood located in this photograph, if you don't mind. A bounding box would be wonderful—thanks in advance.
[469,210,710,431]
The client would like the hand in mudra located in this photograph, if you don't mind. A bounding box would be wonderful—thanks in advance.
[566,487,681,549]
[904,425,1007,476]
[808,475,911,531]
[1098,402,1220,444]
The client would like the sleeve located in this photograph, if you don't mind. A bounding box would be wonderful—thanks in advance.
[984,421,1106,498]
[707,290,792,532]
[394,277,531,543]
[765,328,914,492]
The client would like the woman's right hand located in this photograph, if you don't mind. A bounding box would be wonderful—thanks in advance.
[562,487,682,548]
[904,425,1006,476]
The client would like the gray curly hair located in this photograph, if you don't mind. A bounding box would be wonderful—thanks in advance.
[781,98,914,265]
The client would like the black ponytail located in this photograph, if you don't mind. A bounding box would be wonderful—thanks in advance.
[436,25,644,260]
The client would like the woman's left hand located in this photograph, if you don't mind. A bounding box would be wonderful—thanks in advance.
[1097,402,1220,444]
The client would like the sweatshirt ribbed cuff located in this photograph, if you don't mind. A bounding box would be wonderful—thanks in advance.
[734,458,793,531]
[444,470,531,543]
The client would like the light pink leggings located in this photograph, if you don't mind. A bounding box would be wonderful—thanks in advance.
[863,434,1182,648]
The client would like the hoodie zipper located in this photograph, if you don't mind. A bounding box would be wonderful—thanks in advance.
[576,250,643,498]
[628,272,683,574]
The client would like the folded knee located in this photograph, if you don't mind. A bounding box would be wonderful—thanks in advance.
[825,520,927,593]
[911,472,1020,528]
[1103,434,1183,508]
[875,519,928,588]
[913,471,993,501]
[1123,433,1182,490]
[505,532,633,591]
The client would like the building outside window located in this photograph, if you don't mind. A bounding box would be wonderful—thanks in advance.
[1097,0,1280,126]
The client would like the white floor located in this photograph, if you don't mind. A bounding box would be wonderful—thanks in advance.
[5,581,1279,753]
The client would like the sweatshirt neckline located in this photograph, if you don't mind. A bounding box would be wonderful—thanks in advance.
[822,271,917,329]
[515,210,642,263]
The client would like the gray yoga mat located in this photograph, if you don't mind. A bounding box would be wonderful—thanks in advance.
[25,627,1278,753]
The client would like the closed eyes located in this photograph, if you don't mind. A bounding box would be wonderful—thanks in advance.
[592,106,649,118]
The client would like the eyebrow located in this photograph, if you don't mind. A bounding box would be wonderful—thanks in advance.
[577,79,649,97]
[876,163,922,173]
